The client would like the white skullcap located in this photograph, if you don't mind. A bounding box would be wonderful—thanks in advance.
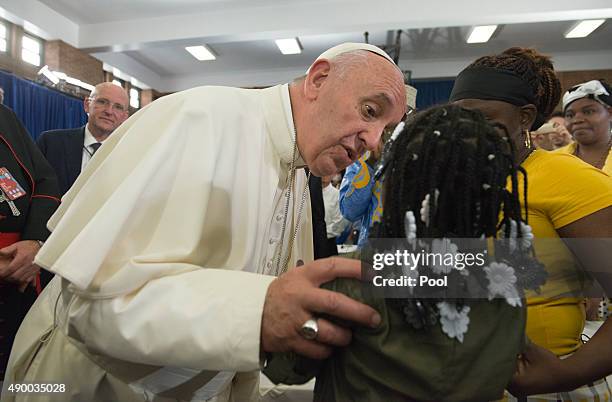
[306,42,396,73]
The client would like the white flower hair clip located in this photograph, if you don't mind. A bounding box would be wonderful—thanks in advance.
[500,219,534,251]
[420,189,440,227]
[404,210,417,245]
[437,302,470,343]
[484,262,522,307]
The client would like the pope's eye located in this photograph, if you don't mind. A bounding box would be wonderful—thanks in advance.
[363,104,377,118]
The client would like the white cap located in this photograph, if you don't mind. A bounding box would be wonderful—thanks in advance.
[562,79,611,111]
[306,42,396,74]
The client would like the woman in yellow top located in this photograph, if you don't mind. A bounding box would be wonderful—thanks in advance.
[557,79,612,175]
[557,80,612,323]
[450,48,612,400]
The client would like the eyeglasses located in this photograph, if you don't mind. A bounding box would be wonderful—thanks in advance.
[90,97,127,113]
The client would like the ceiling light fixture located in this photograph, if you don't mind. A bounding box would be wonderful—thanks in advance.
[185,45,216,61]
[466,25,498,43]
[275,38,302,55]
[565,19,605,38]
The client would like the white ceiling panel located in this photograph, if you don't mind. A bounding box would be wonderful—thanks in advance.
[0,0,609,91]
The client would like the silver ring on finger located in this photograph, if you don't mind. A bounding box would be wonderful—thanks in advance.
[299,318,319,340]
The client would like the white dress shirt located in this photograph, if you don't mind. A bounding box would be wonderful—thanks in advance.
[323,183,350,238]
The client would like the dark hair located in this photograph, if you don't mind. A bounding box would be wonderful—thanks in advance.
[371,105,546,326]
[467,47,561,121]
[376,104,523,240]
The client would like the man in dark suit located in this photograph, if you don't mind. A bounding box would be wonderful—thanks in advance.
[37,82,129,195]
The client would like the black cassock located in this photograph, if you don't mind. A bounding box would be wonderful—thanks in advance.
[0,105,60,378]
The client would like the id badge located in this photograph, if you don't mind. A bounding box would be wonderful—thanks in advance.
[0,167,27,200]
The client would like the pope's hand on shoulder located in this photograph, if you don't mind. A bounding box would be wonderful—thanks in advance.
[260,257,381,360]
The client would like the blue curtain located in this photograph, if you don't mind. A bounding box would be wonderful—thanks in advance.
[0,69,455,138]
[412,79,455,110]
[0,70,87,140]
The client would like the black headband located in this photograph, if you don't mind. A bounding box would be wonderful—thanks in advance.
[450,67,545,129]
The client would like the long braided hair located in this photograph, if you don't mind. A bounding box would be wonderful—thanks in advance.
[371,104,546,328]
[377,104,522,240]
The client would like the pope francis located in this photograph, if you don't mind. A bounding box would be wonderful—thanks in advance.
[1,43,406,401]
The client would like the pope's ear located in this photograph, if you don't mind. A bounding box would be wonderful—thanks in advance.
[303,59,331,101]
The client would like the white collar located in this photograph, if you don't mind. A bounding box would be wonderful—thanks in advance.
[262,84,306,168]
[84,125,102,147]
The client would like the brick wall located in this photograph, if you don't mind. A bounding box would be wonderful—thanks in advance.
[141,89,154,107]
[44,40,104,85]
[0,24,104,89]
[557,70,612,93]
[141,89,170,107]
[554,69,612,111]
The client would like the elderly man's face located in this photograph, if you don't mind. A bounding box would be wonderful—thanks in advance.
[300,55,406,177]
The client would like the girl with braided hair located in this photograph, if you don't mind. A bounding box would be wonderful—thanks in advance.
[265,104,541,401]
[450,47,612,400]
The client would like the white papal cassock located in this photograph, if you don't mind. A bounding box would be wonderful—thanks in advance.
[1,84,313,402]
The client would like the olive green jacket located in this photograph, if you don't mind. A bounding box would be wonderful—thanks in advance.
[264,278,525,402]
